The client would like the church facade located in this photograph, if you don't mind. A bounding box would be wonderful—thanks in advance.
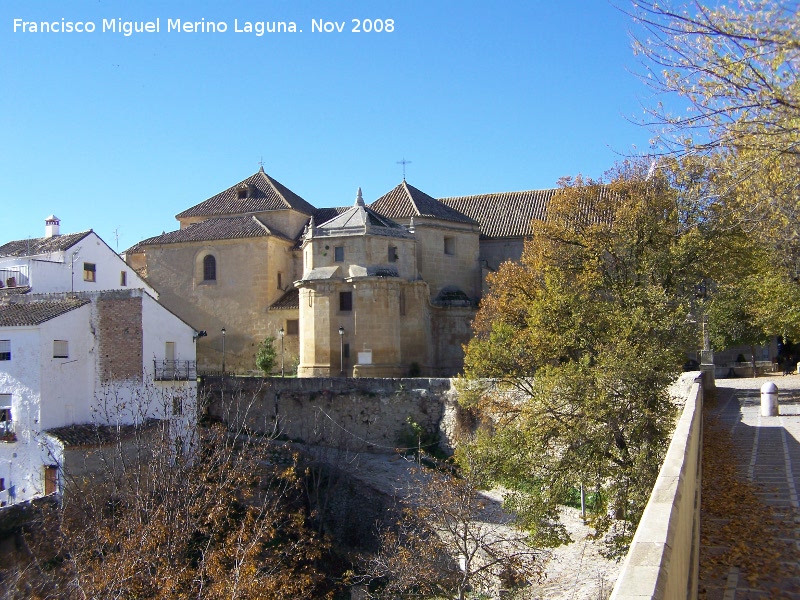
[125,168,556,377]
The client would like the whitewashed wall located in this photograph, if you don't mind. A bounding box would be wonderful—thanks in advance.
[0,232,155,297]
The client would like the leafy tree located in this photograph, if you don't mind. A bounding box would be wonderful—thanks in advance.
[628,0,799,161]
[0,382,331,600]
[627,0,800,267]
[460,159,706,553]
[705,231,800,370]
[256,336,277,375]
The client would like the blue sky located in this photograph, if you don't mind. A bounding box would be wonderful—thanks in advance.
[0,1,675,250]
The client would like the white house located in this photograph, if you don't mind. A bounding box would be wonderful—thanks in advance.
[0,216,156,297]
[0,220,198,505]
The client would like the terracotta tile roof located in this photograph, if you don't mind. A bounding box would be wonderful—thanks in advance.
[289,207,351,249]
[125,215,289,254]
[0,231,93,257]
[313,206,350,224]
[370,181,477,225]
[176,168,316,219]
[0,296,90,327]
[269,289,299,310]
[0,286,32,297]
[46,419,162,447]
[439,189,557,239]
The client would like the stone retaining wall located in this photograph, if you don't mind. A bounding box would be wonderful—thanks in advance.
[203,376,458,453]
[610,372,704,600]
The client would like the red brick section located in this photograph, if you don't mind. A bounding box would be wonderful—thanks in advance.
[97,295,142,382]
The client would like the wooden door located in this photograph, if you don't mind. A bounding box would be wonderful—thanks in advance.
[44,465,58,496]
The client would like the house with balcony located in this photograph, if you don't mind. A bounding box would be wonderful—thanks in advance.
[0,221,197,506]
[0,215,156,298]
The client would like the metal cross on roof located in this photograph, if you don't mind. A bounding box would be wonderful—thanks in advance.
[396,158,412,180]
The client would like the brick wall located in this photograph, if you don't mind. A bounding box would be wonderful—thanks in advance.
[97,294,143,382]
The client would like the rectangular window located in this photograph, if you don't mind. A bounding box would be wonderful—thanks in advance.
[277,272,283,289]
[343,343,350,359]
[399,289,406,316]
[0,340,9,361]
[334,246,345,262]
[172,396,183,417]
[444,236,455,255]
[120,271,127,286]
[0,398,12,436]
[388,246,398,262]
[339,291,353,312]
[53,340,69,359]
[286,319,299,335]
[83,262,96,282]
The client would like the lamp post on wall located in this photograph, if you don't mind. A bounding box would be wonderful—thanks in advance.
[221,328,226,375]
[338,326,345,377]
[279,327,285,378]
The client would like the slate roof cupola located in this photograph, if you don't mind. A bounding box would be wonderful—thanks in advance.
[45,215,60,238]
[313,188,409,238]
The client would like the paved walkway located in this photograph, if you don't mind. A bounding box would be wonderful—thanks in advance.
[701,376,800,599]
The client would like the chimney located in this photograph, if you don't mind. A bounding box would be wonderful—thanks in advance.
[45,215,61,238]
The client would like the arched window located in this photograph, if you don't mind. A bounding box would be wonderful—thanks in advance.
[203,255,216,281]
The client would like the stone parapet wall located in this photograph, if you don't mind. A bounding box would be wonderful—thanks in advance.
[610,372,704,600]
[204,376,459,453]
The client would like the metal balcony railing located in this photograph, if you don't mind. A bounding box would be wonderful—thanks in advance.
[154,360,197,381]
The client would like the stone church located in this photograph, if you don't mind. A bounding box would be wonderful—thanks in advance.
[125,168,557,377]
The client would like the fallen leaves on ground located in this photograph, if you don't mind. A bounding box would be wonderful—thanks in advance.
[699,391,800,598]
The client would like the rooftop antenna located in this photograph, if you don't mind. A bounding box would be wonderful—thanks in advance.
[112,228,120,250]
[70,248,81,294]
[396,158,412,181]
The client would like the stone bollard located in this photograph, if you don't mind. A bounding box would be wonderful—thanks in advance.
[761,381,779,417]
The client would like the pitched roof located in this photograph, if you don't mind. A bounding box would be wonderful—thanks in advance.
[0,296,90,327]
[313,206,350,225]
[0,230,93,258]
[47,420,161,447]
[125,215,289,254]
[269,289,299,310]
[316,188,407,236]
[370,181,477,225]
[176,168,316,219]
[439,189,557,238]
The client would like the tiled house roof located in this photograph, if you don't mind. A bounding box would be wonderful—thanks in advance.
[176,168,316,219]
[125,215,290,254]
[0,231,93,257]
[313,206,350,225]
[370,181,477,225]
[269,289,299,310]
[0,296,90,327]
[439,189,557,239]
[47,420,161,447]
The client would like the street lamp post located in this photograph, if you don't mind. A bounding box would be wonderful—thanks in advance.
[221,328,226,375]
[279,327,285,377]
[338,326,345,377]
